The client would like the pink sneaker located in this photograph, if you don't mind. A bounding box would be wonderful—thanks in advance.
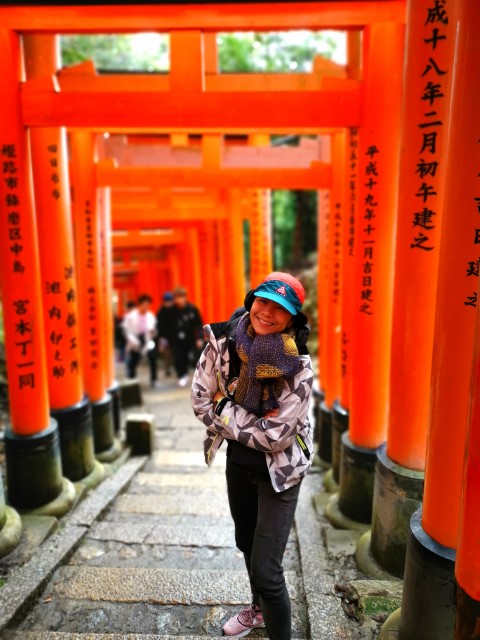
[223,604,265,637]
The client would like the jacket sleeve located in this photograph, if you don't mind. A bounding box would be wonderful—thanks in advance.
[204,357,313,453]
[191,330,224,426]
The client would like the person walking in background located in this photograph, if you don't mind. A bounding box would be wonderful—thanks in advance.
[123,293,159,388]
[162,286,203,388]
[114,299,136,363]
[191,272,313,640]
[156,291,175,378]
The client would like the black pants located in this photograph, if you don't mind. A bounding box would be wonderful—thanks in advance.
[226,457,301,640]
[171,340,191,378]
[126,348,157,383]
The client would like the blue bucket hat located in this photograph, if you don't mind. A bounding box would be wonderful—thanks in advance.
[253,279,303,315]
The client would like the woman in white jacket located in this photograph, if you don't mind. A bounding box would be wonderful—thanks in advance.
[191,272,313,640]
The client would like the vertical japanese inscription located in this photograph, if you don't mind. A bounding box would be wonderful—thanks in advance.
[359,145,380,316]
[465,156,480,308]
[1,144,35,389]
[410,0,448,252]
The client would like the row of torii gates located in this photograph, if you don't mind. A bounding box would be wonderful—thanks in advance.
[0,1,478,639]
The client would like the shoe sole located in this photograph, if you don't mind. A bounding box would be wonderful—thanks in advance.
[223,622,265,638]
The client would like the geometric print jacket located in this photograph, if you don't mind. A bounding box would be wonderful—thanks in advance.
[191,315,314,493]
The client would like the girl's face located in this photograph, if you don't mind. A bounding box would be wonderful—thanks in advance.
[250,297,293,336]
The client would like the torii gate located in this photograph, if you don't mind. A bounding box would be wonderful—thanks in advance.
[1,2,480,638]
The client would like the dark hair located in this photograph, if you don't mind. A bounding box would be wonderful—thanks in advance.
[126,300,136,310]
[138,294,152,305]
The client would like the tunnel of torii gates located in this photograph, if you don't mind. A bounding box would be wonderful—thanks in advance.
[0,0,479,638]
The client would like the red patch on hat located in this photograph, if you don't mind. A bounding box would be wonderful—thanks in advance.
[263,272,305,304]
[276,285,287,297]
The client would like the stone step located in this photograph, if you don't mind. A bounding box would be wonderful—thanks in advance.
[148,451,226,469]
[5,633,307,640]
[125,484,228,500]
[132,472,226,489]
[103,512,234,529]
[87,521,236,547]
[113,493,229,518]
[46,566,302,605]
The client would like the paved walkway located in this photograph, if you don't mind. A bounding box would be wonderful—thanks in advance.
[0,366,397,640]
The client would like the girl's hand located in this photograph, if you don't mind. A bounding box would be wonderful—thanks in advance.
[263,409,279,419]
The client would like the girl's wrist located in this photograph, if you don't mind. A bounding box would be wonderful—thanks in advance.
[213,396,229,416]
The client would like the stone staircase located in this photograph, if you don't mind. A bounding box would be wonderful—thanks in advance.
[2,385,308,640]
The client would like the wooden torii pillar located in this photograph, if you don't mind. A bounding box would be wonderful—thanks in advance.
[356,0,452,585]
[70,131,120,462]
[0,28,75,520]
[325,21,404,529]
[381,1,480,638]
[23,34,104,487]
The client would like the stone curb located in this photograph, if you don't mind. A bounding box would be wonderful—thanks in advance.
[0,455,148,633]
[296,472,360,640]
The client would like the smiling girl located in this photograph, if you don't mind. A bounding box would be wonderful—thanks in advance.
[191,272,313,639]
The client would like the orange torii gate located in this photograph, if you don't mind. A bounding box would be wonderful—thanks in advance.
[99,131,331,318]
[5,2,480,638]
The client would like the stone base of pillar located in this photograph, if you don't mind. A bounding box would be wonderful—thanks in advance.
[355,530,401,581]
[91,393,115,454]
[312,386,324,446]
[18,477,76,518]
[0,487,23,558]
[318,401,332,466]
[95,437,123,463]
[332,401,349,483]
[363,445,424,578]
[51,396,96,482]
[378,606,402,639]
[74,458,105,491]
[324,493,370,533]
[5,419,75,516]
[336,432,379,524]
[119,378,143,409]
[107,380,121,435]
[322,468,339,494]
[126,413,155,455]
[455,585,480,638]
[386,508,455,639]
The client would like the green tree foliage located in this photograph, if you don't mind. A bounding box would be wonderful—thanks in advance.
[61,34,168,71]
[218,31,338,72]
[60,32,337,269]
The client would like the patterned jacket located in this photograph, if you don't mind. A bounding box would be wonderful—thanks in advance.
[191,313,314,493]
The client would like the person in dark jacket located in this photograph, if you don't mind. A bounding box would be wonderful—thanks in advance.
[191,272,313,640]
[156,291,175,377]
[159,286,204,387]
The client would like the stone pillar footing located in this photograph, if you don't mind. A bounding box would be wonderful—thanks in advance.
[91,393,115,455]
[378,607,402,639]
[324,493,370,533]
[74,458,105,491]
[455,585,480,638]
[395,508,456,639]
[0,506,23,559]
[355,530,402,581]
[368,445,424,578]
[119,379,143,409]
[337,432,379,524]
[95,437,123,463]
[5,419,66,510]
[17,476,76,518]
[318,400,333,466]
[332,400,349,484]
[51,395,96,482]
[126,413,155,455]
[108,380,121,434]
[322,468,339,494]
